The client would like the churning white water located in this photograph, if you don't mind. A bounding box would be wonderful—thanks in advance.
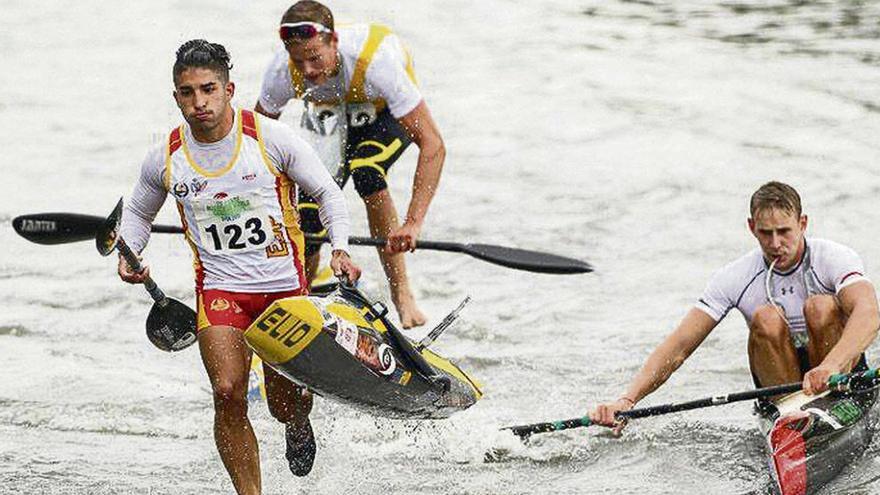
[3,1,880,493]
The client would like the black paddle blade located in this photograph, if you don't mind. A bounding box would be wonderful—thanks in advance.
[463,244,593,274]
[146,298,198,352]
[96,198,123,256]
[13,213,104,245]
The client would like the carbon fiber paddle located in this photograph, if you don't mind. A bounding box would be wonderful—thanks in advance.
[13,211,593,274]
[95,199,197,352]
[503,367,880,439]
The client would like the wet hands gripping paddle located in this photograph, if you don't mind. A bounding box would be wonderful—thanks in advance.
[96,199,197,352]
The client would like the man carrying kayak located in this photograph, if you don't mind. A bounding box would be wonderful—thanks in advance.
[590,181,879,432]
[118,40,360,493]
[255,0,447,328]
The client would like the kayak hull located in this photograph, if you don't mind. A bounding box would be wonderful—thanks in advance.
[243,290,482,419]
[758,386,878,495]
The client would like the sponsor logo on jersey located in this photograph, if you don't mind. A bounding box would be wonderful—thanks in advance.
[242,173,257,182]
[210,297,230,311]
[190,178,208,196]
[173,182,189,198]
[207,196,251,222]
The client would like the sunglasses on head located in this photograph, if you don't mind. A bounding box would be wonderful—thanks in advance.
[279,22,333,42]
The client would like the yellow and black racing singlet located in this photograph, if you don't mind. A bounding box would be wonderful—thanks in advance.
[287,23,417,111]
[164,109,307,292]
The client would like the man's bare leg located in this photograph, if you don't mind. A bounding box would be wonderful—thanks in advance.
[363,188,426,328]
[264,365,313,425]
[199,326,260,495]
[264,363,316,476]
[748,305,802,388]
[803,295,856,371]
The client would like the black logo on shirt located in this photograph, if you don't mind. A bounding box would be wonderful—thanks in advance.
[780,286,795,295]
[173,182,189,198]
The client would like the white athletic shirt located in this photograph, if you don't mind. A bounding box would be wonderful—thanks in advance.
[695,238,868,334]
[258,23,422,119]
[121,108,350,292]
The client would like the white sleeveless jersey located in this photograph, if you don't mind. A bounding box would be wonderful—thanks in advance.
[258,23,422,119]
[695,238,868,334]
[164,109,307,292]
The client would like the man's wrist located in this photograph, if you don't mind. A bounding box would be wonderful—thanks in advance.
[402,213,424,228]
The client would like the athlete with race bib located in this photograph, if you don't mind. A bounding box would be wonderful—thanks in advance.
[588,182,880,432]
[255,0,448,329]
[118,40,360,493]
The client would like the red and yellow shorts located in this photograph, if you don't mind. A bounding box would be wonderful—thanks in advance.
[196,288,305,331]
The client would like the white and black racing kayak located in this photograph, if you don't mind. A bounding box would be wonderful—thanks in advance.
[758,385,878,495]
[243,284,482,419]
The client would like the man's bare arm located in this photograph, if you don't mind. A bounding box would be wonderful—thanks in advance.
[386,100,445,252]
[622,309,718,403]
[821,281,878,371]
[589,309,717,430]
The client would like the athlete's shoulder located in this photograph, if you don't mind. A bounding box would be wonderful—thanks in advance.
[258,49,297,116]
[721,247,764,274]
[807,237,860,258]
[135,139,169,191]
[261,48,293,85]
[806,237,865,272]
[148,122,187,162]
[250,110,298,142]
[708,247,766,289]
[248,110,315,170]
[337,23,402,59]
[336,23,373,51]
[143,140,167,166]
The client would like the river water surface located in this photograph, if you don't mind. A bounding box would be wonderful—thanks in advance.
[3,1,880,494]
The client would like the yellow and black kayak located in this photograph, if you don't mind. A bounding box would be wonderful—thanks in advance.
[244,284,482,419]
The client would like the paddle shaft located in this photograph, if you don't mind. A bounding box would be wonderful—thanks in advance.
[506,367,880,438]
[116,237,167,304]
[15,213,475,248]
[305,234,457,252]
[14,213,592,274]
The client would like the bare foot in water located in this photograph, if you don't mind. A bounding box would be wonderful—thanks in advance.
[393,292,427,329]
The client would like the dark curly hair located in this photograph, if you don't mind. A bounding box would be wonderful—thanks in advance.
[172,39,233,84]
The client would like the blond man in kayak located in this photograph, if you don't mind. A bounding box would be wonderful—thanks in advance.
[255,0,447,328]
[590,181,879,431]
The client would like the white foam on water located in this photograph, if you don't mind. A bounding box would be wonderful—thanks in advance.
[4,1,880,494]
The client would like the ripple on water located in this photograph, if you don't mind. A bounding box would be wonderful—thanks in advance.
[0,398,207,441]
[0,325,29,337]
